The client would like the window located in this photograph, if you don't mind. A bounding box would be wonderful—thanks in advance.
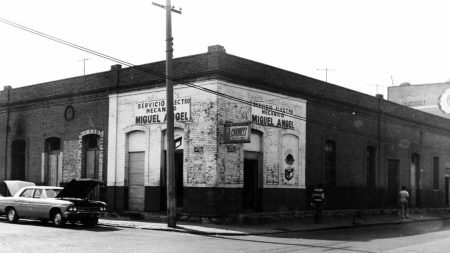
[85,134,99,149]
[366,146,376,187]
[20,189,34,198]
[46,189,61,198]
[324,140,336,186]
[46,137,61,152]
[433,156,440,190]
[33,189,42,198]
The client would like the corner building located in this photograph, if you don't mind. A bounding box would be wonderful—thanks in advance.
[108,78,307,214]
[2,45,450,215]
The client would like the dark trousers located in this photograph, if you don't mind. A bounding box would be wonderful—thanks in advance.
[314,202,323,223]
[400,202,408,218]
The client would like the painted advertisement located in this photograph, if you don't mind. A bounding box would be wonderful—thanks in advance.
[251,102,295,129]
[135,98,191,124]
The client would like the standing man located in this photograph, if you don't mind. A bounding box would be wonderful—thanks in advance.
[399,186,410,219]
[312,184,325,223]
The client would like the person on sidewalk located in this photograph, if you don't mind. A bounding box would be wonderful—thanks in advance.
[312,184,325,224]
[399,186,410,219]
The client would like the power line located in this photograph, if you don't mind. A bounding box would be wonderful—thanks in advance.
[2,16,449,148]
[0,17,306,121]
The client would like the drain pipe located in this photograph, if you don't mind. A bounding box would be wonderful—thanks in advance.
[376,94,383,207]
[3,86,11,180]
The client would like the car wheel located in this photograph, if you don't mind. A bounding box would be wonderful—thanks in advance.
[52,211,66,227]
[6,208,19,223]
[81,217,98,226]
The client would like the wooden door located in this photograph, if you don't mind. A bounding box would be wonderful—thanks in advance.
[128,152,145,211]
[48,152,59,186]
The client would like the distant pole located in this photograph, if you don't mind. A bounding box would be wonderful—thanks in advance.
[366,83,387,96]
[317,68,335,83]
[78,58,91,75]
[152,0,181,228]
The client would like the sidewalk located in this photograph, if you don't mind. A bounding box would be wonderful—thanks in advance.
[99,210,450,236]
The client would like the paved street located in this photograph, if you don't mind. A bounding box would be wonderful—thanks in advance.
[1,215,450,252]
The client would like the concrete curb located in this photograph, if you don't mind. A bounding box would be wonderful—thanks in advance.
[99,216,450,236]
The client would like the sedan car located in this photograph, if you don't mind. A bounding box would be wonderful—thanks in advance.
[0,179,107,227]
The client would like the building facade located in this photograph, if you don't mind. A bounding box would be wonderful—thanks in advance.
[1,46,450,215]
[389,82,450,206]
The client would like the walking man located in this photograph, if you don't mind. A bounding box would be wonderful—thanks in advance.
[399,186,409,219]
[312,184,325,223]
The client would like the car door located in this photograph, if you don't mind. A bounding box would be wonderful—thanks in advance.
[27,189,48,218]
[15,188,34,217]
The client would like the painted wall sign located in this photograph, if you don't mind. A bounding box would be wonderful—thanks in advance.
[251,102,295,129]
[439,88,450,114]
[135,98,191,124]
[284,154,295,181]
[223,123,251,143]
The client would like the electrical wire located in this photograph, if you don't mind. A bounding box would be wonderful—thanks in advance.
[2,17,450,152]
[0,17,306,121]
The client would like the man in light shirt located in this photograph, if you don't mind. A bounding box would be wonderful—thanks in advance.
[399,186,410,218]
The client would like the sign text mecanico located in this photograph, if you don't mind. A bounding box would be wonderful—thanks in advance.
[135,98,191,124]
[223,123,251,143]
[251,102,295,129]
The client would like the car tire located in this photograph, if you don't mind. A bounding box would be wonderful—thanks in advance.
[81,217,98,226]
[6,208,19,223]
[52,211,66,227]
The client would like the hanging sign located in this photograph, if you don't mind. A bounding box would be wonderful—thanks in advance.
[223,123,251,143]
[251,102,295,129]
[135,98,191,124]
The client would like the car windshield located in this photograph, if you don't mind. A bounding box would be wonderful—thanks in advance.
[46,189,61,198]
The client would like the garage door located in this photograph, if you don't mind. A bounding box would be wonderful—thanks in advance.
[128,152,145,211]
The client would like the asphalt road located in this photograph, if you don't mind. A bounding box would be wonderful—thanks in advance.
[1,217,450,252]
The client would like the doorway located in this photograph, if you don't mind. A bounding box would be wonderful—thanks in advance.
[161,150,184,210]
[445,176,450,207]
[11,140,26,180]
[45,137,61,186]
[128,152,145,211]
[387,159,399,207]
[243,158,259,211]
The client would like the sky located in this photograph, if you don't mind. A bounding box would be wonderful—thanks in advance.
[1,0,450,98]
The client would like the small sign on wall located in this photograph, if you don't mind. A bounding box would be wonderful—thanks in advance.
[227,146,237,152]
[194,147,203,153]
[223,123,251,143]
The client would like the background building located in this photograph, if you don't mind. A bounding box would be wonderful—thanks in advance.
[2,46,450,216]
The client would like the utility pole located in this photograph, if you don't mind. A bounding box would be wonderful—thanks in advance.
[317,68,334,83]
[152,0,181,228]
[78,58,91,75]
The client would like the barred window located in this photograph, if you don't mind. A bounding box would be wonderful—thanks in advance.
[325,140,336,186]
[366,146,376,187]
[433,156,439,190]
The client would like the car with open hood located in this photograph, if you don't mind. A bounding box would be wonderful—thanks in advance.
[0,179,107,227]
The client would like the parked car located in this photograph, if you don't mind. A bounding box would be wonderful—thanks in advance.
[0,179,107,227]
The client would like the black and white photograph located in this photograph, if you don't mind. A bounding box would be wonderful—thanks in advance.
[1,0,450,252]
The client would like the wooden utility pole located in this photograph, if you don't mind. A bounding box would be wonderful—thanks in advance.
[152,0,181,228]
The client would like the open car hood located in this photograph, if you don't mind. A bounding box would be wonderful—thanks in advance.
[0,180,36,197]
[56,179,101,199]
